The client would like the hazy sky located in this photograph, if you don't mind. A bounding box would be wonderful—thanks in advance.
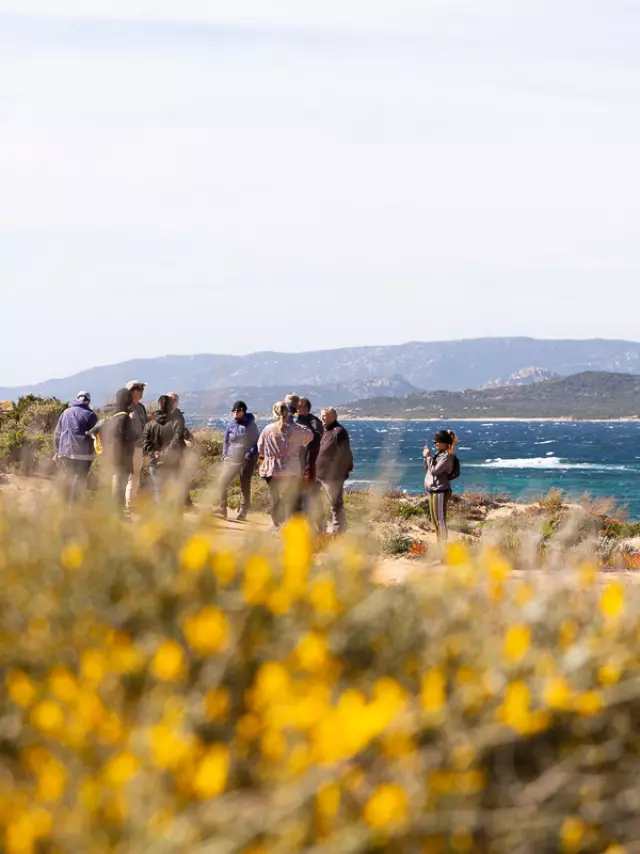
[1,0,639,384]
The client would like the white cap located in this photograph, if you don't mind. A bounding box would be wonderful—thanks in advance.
[125,380,147,391]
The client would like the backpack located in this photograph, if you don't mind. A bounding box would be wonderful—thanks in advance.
[92,412,128,456]
[450,453,461,481]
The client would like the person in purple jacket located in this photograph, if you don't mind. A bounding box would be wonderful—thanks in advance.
[214,401,260,521]
[54,391,98,503]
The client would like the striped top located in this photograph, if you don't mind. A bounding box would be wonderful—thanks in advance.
[257,420,313,478]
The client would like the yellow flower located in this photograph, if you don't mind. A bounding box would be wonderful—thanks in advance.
[600,581,625,620]
[5,817,35,854]
[363,783,408,829]
[421,669,446,714]
[105,751,140,787]
[107,633,144,674]
[6,670,37,708]
[575,690,604,717]
[48,667,78,703]
[373,677,407,717]
[192,745,229,799]
[183,607,229,656]
[498,681,531,733]
[80,649,107,685]
[295,632,329,673]
[180,535,211,572]
[561,816,586,852]
[543,676,573,711]
[503,624,531,663]
[205,687,231,721]
[282,515,312,595]
[60,542,84,570]
[254,662,292,707]
[261,728,286,760]
[242,556,272,604]
[446,542,469,566]
[316,782,341,821]
[31,701,64,734]
[267,588,293,616]
[309,576,341,615]
[151,641,185,682]
[598,662,621,685]
[150,725,194,770]
[36,757,67,802]
[212,551,236,585]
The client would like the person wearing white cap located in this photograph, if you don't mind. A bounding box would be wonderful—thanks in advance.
[54,391,98,503]
[124,380,148,510]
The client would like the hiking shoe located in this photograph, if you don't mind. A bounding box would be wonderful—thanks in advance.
[213,508,227,520]
[236,509,247,522]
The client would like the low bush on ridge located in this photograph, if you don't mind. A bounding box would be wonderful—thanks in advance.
[1,496,640,852]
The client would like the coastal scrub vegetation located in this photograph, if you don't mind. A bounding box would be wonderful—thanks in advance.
[2,494,640,852]
[0,396,66,475]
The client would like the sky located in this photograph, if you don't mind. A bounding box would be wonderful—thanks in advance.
[1,0,639,384]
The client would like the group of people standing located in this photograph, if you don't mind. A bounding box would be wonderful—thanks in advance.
[216,394,354,534]
[54,381,193,512]
[54,383,458,539]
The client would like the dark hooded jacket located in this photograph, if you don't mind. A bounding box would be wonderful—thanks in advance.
[222,413,259,463]
[316,421,354,483]
[90,388,137,473]
[142,411,185,465]
[296,412,324,478]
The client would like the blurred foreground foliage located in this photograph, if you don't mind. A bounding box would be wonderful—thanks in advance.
[1,495,640,853]
[0,396,67,475]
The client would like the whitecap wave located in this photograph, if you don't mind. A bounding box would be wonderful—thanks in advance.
[468,457,633,472]
[535,440,554,445]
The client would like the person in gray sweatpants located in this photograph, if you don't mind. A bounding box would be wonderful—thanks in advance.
[215,401,260,521]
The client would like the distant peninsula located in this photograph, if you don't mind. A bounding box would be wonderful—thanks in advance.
[338,372,640,421]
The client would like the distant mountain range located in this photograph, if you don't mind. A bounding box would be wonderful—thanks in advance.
[340,372,640,420]
[1,338,639,410]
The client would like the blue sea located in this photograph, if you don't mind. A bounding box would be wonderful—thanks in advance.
[345,420,640,519]
[201,418,640,519]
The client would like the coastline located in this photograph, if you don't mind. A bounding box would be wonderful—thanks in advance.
[339,416,640,423]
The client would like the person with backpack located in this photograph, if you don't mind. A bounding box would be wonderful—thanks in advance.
[423,429,460,541]
[53,391,98,503]
[124,380,148,512]
[89,387,137,512]
[142,395,186,503]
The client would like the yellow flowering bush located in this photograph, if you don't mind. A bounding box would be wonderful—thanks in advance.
[1,496,640,852]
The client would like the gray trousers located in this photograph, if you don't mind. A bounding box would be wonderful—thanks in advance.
[217,457,257,511]
[318,479,347,534]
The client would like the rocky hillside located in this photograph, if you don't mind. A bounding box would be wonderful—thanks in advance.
[340,371,640,420]
[1,338,639,404]
[481,366,560,389]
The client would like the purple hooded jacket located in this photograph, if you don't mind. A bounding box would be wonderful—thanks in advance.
[54,401,99,460]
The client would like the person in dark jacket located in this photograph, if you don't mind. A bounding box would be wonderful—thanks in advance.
[90,387,137,512]
[167,392,195,507]
[215,400,260,521]
[316,407,354,535]
[423,429,458,541]
[295,397,324,520]
[54,391,98,503]
[124,380,148,511]
[142,395,185,502]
